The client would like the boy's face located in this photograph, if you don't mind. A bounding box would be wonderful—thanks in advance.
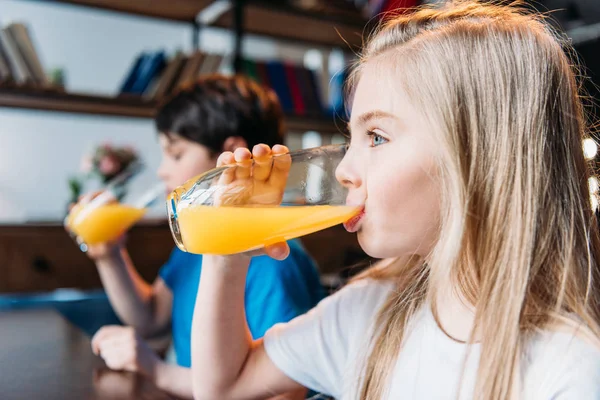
[157,133,218,193]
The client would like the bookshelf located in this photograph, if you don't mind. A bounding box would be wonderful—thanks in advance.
[0,87,345,134]
[6,0,363,135]
[42,0,366,49]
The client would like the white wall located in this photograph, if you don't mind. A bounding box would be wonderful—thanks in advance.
[0,109,163,220]
[0,0,312,222]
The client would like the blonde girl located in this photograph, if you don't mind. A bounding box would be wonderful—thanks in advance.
[189,1,600,399]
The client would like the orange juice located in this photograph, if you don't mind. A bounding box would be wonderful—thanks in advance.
[177,205,359,255]
[68,204,146,245]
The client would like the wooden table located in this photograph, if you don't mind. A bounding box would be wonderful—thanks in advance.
[0,309,178,400]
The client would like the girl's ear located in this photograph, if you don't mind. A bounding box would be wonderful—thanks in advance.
[221,136,248,153]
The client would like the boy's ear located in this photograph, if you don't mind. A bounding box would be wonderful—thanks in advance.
[221,136,248,153]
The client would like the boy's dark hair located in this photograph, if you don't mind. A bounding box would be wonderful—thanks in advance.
[155,74,285,154]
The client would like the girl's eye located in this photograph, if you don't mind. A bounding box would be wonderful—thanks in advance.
[172,152,183,161]
[367,131,389,147]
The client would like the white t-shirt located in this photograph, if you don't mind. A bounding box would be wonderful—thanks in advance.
[264,279,600,399]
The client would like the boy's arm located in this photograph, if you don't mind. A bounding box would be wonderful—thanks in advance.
[94,245,172,337]
[92,325,193,398]
[92,326,306,400]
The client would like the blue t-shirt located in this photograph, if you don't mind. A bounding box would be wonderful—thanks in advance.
[159,240,324,368]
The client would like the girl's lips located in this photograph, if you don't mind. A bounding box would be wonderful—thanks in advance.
[344,206,365,233]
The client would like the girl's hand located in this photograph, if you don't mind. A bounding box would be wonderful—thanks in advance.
[215,144,291,207]
[215,144,291,260]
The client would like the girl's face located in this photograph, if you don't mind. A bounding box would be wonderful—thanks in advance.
[336,62,442,259]
[157,133,217,193]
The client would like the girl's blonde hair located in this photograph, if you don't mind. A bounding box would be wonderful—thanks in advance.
[350,1,600,399]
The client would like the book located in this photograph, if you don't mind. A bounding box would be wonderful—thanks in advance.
[242,58,329,117]
[119,53,146,93]
[6,23,48,86]
[329,66,347,117]
[196,53,213,76]
[0,39,12,82]
[380,0,418,15]
[284,62,306,115]
[317,62,330,114]
[265,61,294,113]
[129,51,166,94]
[151,52,186,100]
[306,68,325,115]
[208,54,224,74]
[295,65,322,116]
[176,51,205,89]
[0,27,29,84]
[242,58,259,83]
[142,74,161,99]
[198,53,224,76]
[255,61,271,87]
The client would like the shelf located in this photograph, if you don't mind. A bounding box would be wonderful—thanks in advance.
[0,88,343,134]
[39,0,366,49]
[286,114,346,135]
[211,1,365,49]
[0,88,155,118]
[41,0,215,22]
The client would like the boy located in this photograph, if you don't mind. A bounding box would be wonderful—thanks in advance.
[87,75,323,399]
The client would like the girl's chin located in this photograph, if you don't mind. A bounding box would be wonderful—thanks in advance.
[357,231,405,260]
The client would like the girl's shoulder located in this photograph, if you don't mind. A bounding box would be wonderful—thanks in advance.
[331,278,397,313]
[523,322,600,398]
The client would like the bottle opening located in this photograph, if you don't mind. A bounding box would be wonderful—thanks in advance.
[167,192,186,252]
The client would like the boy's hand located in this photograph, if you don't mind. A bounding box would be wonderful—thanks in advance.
[85,237,126,261]
[66,192,125,261]
[91,325,160,380]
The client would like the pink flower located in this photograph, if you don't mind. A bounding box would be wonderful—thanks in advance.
[98,155,120,176]
[80,155,93,173]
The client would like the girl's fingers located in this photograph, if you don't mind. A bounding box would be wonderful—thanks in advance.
[217,152,236,186]
[253,144,273,182]
[234,148,253,180]
[269,145,291,190]
[216,151,235,168]
[215,144,289,206]
[272,145,289,156]
[264,242,290,261]
[233,147,252,163]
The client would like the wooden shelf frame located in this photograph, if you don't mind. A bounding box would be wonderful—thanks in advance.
[212,1,365,49]
[28,0,214,22]
[27,0,367,49]
[0,88,344,134]
[0,88,155,118]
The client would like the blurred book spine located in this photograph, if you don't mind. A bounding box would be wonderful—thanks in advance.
[0,22,53,88]
[290,0,419,19]
[120,50,225,101]
[241,57,350,119]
